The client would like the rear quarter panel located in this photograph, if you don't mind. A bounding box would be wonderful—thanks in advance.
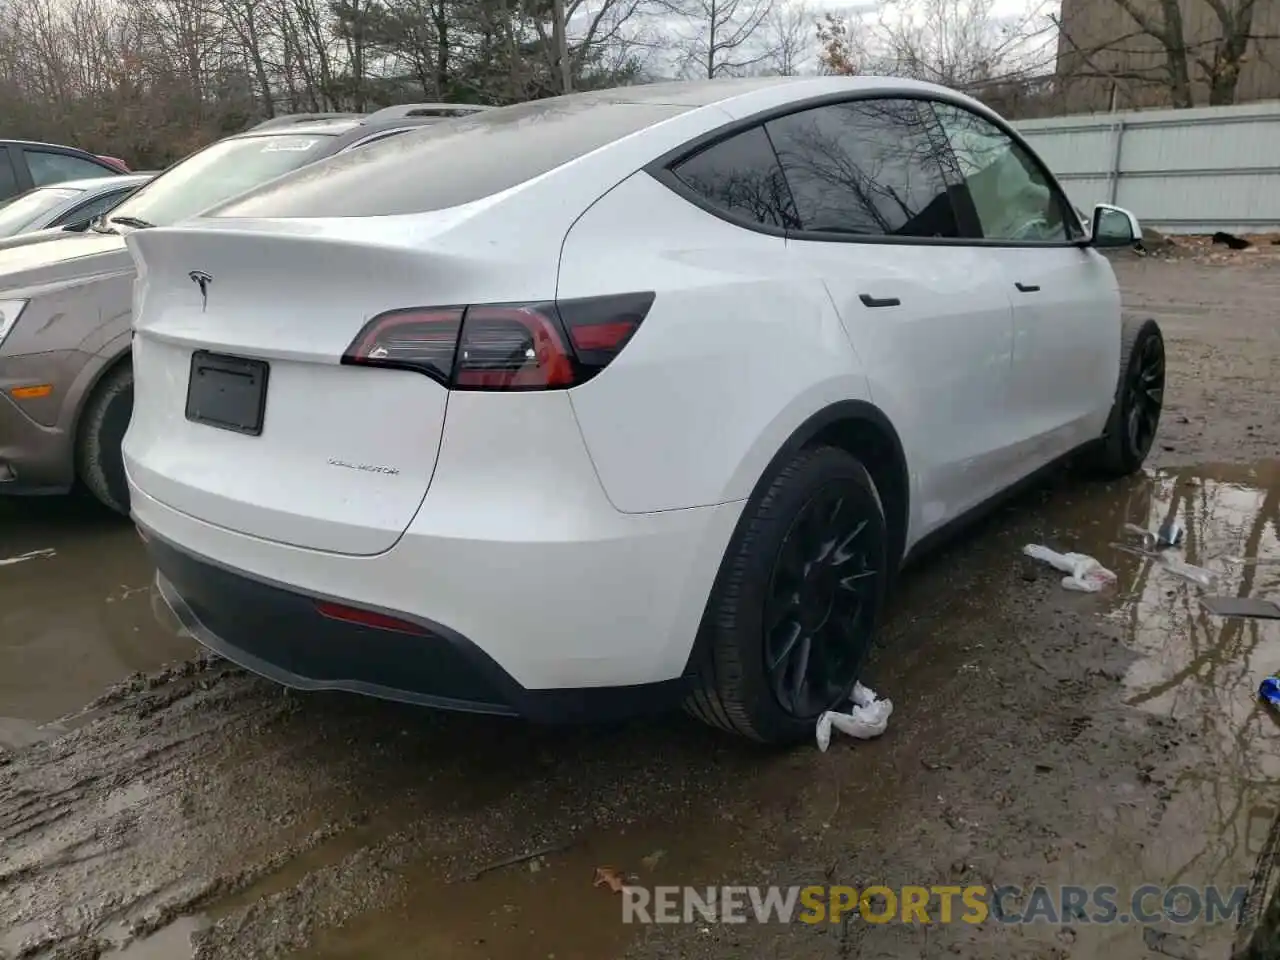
[559,170,870,514]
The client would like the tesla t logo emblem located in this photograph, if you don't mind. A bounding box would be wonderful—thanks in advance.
[188,271,213,311]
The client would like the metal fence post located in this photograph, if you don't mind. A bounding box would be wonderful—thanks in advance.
[1107,120,1126,205]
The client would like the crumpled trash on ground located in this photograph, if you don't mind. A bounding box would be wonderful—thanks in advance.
[816,682,893,752]
[0,548,56,567]
[1260,676,1280,708]
[1112,539,1220,589]
[1124,520,1184,549]
[1158,557,1219,589]
[1022,544,1117,593]
[1204,596,1280,620]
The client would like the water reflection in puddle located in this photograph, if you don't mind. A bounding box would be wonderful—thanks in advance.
[0,497,196,724]
[1059,461,1280,957]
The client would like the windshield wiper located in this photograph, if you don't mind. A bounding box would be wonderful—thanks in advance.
[108,216,155,229]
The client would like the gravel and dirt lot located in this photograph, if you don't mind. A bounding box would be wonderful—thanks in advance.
[3,248,1280,960]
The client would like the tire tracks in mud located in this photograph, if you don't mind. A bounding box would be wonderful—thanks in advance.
[0,649,745,960]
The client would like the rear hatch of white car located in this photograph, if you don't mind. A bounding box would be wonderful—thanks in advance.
[125,216,559,556]
[124,96,699,555]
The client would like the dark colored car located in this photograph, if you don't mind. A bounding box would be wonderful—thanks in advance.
[0,140,128,203]
[0,104,492,513]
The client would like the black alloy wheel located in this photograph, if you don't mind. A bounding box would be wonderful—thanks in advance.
[763,484,881,720]
[1087,316,1166,478]
[685,446,889,744]
[1124,332,1164,461]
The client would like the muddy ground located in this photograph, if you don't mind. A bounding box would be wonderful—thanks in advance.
[3,249,1280,960]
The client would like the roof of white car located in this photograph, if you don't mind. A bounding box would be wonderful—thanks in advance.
[208,76,992,223]
[563,75,980,112]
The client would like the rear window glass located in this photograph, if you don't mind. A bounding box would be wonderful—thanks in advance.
[211,99,692,219]
[105,133,335,228]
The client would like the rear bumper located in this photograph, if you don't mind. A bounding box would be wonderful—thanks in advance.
[131,480,744,722]
[145,527,691,722]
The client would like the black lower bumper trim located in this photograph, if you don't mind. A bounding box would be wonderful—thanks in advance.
[143,526,692,724]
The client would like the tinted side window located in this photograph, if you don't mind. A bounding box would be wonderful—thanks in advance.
[766,99,960,239]
[56,188,132,226]
[25,150,114,186]
[671,126,798,229]
[0,149,17,201]
[930,103,1073,243]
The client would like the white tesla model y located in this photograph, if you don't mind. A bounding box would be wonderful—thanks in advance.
[123,76,1164,744]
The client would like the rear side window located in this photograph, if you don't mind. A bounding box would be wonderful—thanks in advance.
[56,187,133,226]
[213,99,692,219]
[671,126,798,229]
[0,150,17,201]
[25,149,114,186]
[766,99,961,239]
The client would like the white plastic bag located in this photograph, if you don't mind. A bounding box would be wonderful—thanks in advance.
[1022,544,1117,593]
[816,682,893,752]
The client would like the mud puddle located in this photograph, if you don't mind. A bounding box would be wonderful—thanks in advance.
[1089,462,1280,958]
[0,497,196,737]
[274,464,1280,959]
[7,461,1280,960]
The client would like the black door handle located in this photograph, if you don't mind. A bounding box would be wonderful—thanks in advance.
[859,294,901,308]
[1014,282,1040,293]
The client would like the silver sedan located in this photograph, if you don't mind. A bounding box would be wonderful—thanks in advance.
[0,173,153,242]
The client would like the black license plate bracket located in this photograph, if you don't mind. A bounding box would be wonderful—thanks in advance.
[185,350,269,436]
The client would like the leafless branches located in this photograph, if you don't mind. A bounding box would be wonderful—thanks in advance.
[662,0,776,78]
[1054,0,1280,109]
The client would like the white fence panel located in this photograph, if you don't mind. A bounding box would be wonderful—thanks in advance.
[1014,101,1280,234]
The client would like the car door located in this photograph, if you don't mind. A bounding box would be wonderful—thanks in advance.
[766,97,1017,536]
[929,101,1119,466]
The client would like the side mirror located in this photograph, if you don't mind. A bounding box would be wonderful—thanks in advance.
[62,220,91,233]
[1090,203,1141,248]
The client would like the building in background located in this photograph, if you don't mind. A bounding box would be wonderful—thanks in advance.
[1054,0,1280,114]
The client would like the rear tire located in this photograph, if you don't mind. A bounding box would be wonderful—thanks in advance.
[1086,316,1165,478]
[684,446,889,744]
[76,362,133,516]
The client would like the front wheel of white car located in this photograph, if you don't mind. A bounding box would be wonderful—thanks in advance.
[685,446,888,745]
[1088,316,1165,478]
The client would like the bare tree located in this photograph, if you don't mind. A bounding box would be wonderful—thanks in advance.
[532,0,653,93]
[666,0,776,78]
[760,0,811,75]
[0,0,657,165]
[1055,0,1278,108]
[867,0,1057,87]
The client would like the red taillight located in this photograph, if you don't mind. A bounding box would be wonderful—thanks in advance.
[455,305,575,389]
[315,601,429,636]
[341,293,654,390]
